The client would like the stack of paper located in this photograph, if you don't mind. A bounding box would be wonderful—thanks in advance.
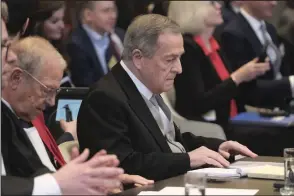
[230,161,284,180]
[138,187,259,195]
[188,168,245,178]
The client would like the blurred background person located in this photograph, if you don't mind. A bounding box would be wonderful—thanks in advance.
[214,0,244,41]
[168,1,270,135]
[67,1,124,87]
[25,1,74,87]
[276,0,294,75]
[221,1,294,109]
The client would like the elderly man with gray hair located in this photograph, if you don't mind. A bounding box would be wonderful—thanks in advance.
[77,14,257,182]
[1,35,124,194]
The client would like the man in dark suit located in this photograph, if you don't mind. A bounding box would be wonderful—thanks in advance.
[67,1,125,87]
[1,10,123,193]
[221,1,294,108]
[214,1,244,42]
[77,14,257,182]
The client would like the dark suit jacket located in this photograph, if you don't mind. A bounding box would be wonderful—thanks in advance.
[2,176,34,195]
[214,3,238,42]
[1,102,51,195]
[220,13,292,107]
[67,24,125,87]
[77,63,224,181]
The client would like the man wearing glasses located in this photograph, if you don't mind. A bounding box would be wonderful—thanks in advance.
[1,2,124,195]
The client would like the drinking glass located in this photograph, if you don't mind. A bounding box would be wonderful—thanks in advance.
[184,172,207,196]
[280,148,294,195]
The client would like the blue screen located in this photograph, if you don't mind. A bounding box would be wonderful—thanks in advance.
[55,99,82,121]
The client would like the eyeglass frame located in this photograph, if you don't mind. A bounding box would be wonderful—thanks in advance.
[21,69,61,100]
[1,41,11,62]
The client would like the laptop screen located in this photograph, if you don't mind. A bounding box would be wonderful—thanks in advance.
[55,99,83,121]
[54,87,89,122]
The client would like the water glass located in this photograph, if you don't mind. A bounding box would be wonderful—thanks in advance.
[184,172,207,196]
[280,148,294,195]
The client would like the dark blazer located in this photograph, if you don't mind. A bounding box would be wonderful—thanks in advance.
[2,176,34,195]
[67,24,125,87]
[221,13,291,78]
[77,63,224,181]
[175,34,239,131]
[220,13,292,107]
[1,102,51,195]
[214,3,238,42]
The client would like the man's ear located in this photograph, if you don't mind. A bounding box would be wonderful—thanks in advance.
[9,68,23,90]
[132,49,144,69]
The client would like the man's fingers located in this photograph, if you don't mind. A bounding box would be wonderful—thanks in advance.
[86,154,119,168]
[128,175,154,185]
[206,149,230,167]
[235,143,258,158]
[205,157,224,168]
[219,150,230,159]
[72,148,89,164]
[90,167,124,178]
[97,149,107,156]
[70,146,80,160]
[88,178,122,191]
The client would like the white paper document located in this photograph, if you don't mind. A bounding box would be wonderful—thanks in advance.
[138,191,162,195]
[188,167,245,178]
[138,187,259,195]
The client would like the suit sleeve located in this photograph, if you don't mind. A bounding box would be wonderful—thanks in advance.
[67,42,96,87]
[1,176,34,195]
[175,42,239,117]
[2,174,61,195]
[77,91,191,181]
[220,31,252,71]
[56,132,74,145]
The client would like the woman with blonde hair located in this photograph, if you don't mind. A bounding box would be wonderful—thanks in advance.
[168,1,271,134]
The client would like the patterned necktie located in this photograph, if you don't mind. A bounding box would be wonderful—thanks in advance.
[260,23,282,79]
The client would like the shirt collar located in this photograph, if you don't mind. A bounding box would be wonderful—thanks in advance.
[194,35,220,56]
[82,24,109,43]
[120,60,153,100]
[2,98,16,115]
[240,8,265,33]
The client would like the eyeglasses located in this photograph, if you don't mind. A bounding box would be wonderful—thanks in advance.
[21,69,61,100]
[1,41,11,62]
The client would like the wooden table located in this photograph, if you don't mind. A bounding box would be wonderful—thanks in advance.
[119,156,283,195]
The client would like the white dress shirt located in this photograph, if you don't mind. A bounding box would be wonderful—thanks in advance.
[1,99,62,195]
[120,61,186,153]
[120,61,171,135]
[240,8,294,97]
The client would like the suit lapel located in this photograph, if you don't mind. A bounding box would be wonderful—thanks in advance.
[111,64,171,152]
[237,14,264,55]
[78,25,108,74]
[1,102,49,176]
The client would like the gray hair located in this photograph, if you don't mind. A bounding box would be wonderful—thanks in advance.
[168,1,211,35]
[1,1,8,22]
[121,14,181,60]
[11,36,67,77]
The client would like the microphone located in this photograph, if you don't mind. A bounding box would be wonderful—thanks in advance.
[64,104,73,122]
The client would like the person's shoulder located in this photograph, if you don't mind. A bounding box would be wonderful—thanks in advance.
[86,71,126,104]
[68,25,88,44]
[223,14,245,34]
[182,34,203,54]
